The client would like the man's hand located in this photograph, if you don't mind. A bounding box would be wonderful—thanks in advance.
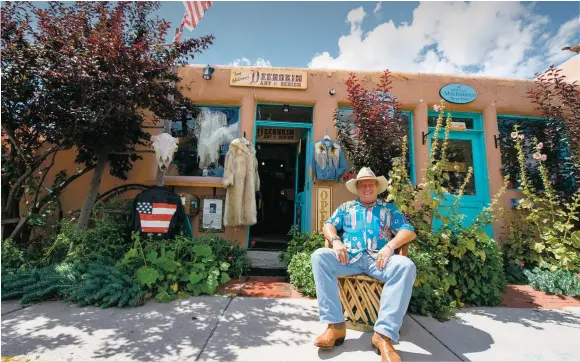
[332,239,349,265]
[376,244,395,270]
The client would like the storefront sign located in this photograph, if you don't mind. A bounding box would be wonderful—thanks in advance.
[440,83,477,104]
[230,68,307,89]
[256,127,298,142]
[449,122,467,131]
[316,186,332,232]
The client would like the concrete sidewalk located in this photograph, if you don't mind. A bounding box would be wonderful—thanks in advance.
[2,297,580,361]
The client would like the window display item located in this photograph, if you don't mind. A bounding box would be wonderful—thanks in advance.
[223,138,260,227]
[313,136,347,182]
[129,187,186,240]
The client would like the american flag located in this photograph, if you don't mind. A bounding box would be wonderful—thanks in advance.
[137,202,177,233]
[174,1,213,42]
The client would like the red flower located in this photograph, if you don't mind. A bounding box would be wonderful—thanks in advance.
[519,262,525,267]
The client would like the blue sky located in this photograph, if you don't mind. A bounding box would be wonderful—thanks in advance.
[159,1,579,78]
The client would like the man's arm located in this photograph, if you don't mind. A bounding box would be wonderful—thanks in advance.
[376,208,416,270]
[386,228,416,251]
[323,205,349,265]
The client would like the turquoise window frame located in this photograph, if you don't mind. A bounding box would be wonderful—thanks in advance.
[496,114,575,192]
[337,107,416,184]
[247,103,314,248]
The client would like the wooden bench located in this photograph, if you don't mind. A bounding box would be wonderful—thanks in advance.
[324,239,409,333]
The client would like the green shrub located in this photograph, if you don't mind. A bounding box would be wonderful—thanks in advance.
[287,252,317,297]
[525,267,580,297]
[499,209,539,271]
[117,233,235,303]
[280,231,325,264]
[450,237,506,306]
[193,234,250,278]
[1,238,25,269]
[408,247,455,320]
[508,127,580,271]
[1,262,79,304]
[66,261,147,308]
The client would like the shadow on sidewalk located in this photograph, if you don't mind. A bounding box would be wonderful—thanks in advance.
[463,307,580,330]
[1,296,232,361]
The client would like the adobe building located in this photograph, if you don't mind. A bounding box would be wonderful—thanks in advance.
[48,63,574,264]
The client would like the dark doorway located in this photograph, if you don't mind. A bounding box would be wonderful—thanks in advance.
[251,142,297,250]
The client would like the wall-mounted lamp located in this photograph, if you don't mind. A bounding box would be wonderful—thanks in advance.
[493,134,500,149]
[329,88,336,96]
[283,104,289,113]
[421,130,434,145]
[203,65,214,80]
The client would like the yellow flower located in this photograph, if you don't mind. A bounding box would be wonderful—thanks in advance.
[171,283,178,293]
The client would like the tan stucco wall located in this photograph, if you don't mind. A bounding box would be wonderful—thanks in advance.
[47,65,541,246]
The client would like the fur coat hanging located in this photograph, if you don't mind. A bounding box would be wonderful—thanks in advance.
[223,138,260,227]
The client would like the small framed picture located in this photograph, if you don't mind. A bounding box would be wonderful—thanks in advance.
[199,196,225,233]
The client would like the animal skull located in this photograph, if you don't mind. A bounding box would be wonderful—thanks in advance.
[151,133,178,171]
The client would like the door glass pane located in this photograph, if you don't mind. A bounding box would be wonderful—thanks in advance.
[433,139,476,195]
[428,116,474,129]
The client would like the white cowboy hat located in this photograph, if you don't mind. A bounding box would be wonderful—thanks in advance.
[345,167,388,195]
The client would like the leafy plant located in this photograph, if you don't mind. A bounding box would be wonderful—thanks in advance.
[1,238,24,269]
[525,267,580,297]
[66,261,147,308]
[280,231,325,264]
[40,203,131,267]
[510,126,580,271]
[287,252,317,297]
[194,234,250,278]
[118,233,234,302]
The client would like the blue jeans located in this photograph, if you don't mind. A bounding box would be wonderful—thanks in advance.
[311,248,416,342]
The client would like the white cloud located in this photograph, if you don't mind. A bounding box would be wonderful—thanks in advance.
[229,57,272,67]
[308,2,578,78]
[373,2,382,15]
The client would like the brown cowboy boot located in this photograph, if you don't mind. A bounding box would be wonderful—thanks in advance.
[314,323,346,349]
[371,332,401,362]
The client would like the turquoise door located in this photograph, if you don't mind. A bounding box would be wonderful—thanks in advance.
[294,130,311,233]
[427,113,491,235]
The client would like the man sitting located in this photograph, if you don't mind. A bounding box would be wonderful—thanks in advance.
[311,167,417,362]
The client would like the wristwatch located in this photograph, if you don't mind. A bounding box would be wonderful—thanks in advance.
[330,235,341,245]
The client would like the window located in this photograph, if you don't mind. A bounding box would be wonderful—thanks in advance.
[256,104,313,123]
[336,108,415,183]
[169,106,239,177]
[428,115,475,129]
[497,116,574,193]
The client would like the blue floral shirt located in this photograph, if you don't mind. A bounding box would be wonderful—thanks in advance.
[326,199,414,264]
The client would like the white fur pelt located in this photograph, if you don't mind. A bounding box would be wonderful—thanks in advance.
[223,138,260,227]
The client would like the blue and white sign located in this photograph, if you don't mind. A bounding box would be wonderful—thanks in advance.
[439,83,477,104]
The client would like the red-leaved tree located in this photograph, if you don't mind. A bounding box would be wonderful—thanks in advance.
[334,70,407,179]
[528,65,580,194]
[2,1,214,234]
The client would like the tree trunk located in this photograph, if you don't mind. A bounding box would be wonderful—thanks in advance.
[76,150,109,230]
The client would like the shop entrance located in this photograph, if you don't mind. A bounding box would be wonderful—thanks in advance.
[250,125,311,251]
